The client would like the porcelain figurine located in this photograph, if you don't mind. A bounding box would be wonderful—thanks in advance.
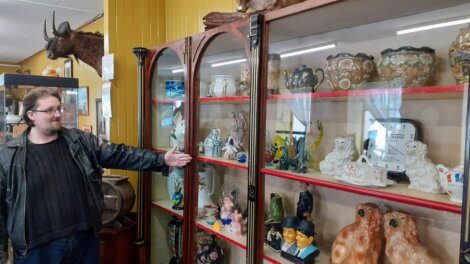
[437,164,464,203]
[210,75,237,97]
[267,54,281,94]
[292,220,319,264]
[170,108,185,151]
[264,193,285,251]
[198,165,216,217]
[222,136,239,160]
[278,137,290,170]
[220,195,235,226]
[204,205,218,225]
[449,24,470,84]
[378,46,435,88]
[204,128,222,157]
[236,111,248,147]
[239,62,251,96]
[172,183,184,210]
[229,112,240,145]
[296,183,313,222]
[283,65,324,93]
[266,225,283,252]
[229,210,245,235]
[330,203,383,264]
[325,53,376,91]
[404,141,444,193]
[167,168,184,202]
[281,216,298,259]
[384,211,441,264]
[320,136,358,176]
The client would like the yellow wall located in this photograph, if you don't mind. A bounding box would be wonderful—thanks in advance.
[20,18,104,135]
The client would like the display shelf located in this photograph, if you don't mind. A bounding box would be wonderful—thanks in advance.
[197,155,248,170]
[152,98,184,105]
[267,85,466,102]
[263,247,330,264]
[151,199,183,220]
[262,168,461,214]
[198,95,250,104]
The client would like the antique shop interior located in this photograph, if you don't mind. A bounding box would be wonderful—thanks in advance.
[0,0,469,263]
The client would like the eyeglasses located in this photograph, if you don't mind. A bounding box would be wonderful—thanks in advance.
[31,106,66,115]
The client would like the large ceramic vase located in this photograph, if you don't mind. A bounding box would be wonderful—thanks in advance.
[325,53,375,90]
[167,167,184,202]
[378,46,435,88]
[198,165,216,217]
[167,217,183,264]
[449,24,470,84]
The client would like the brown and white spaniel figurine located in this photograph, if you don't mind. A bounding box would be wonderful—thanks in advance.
[330,203,383,264]
[384,211,441,264]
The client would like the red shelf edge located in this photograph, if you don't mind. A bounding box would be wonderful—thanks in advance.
[195,223,247,250]
[198,96,250,102]
[197,156,248,170]
[267,85,465,100]
[263,255,281,264]
[152,98,185,104]
[151,202,184,220]
[261,168,462,214]
[153,148,167,153]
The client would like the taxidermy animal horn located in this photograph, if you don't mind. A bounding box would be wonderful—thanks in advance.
[43,20,52,41]
[52,11,59,36]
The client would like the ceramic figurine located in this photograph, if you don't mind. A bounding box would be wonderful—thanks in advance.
[204,205,218,225]
[292,220,319,264]
[210,75,237,97]
[325,53,376,90]
[273,135,286,163]
[266,225,283,252]
[278,138,290,170]
[448,24,470,84]
[204,128,222,157]
[229,210,245,235]
[198,165,216,217]
[281,217,298,259]
[236,111,248,147]
[404,141,444,193]
[378,46,435,88]
[330,203,383,264]
[437,164,464,203]
[220,195,235,225]
[222,136,239,160]
[172,184,184,210]
[167,168,184,202]
[239,62,251,96]
[296,183,313,222]
[236,152,247,163]
[320,135,358,176]
[229,112,240,145]
[384,211,441,264]
[267,54,281,94]
[170,108,185,151]
[283,65,325,93]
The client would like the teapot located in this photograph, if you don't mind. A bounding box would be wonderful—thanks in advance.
[437,164,463,203]
[283,65,324,93]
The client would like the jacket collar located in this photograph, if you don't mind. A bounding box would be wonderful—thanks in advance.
[6,126,81,148]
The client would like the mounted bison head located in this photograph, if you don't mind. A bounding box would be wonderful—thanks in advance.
[44,12,104,77]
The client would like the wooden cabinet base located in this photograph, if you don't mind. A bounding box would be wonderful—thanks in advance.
[99,220,137,264]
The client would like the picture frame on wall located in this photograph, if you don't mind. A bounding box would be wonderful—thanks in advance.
[96,98,106,139]
[77,86,89,116]
[64,59,73,78]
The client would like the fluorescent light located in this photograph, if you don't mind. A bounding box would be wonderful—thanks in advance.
[0,63,20,68]
[397,18,470,35]
[280,44,336,58]
[172,68,184,73]
[211,59,247,67]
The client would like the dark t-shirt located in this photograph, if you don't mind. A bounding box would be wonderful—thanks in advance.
[25,134,91,248]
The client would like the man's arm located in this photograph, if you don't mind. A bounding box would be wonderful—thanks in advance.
[0,165,8,264]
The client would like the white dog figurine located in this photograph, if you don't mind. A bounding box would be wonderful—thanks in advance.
[320,136,358,176]
[404,141,444,194]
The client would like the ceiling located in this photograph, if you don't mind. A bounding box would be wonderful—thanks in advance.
[0,0,103,64]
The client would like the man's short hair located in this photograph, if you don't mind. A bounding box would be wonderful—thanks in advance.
[22,88,61,127]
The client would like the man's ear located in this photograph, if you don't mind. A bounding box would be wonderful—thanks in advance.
[27,111,35,123]
[307,236,314,245]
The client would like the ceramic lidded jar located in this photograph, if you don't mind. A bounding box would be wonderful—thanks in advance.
[377,46,436,88]
[210,75,237,97]
[324,53,375,91]
[267,54,281,94]
[449,24,470,84]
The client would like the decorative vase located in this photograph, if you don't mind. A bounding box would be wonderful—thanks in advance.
[167,217,183,264]
[449,24,470,84]
[267,193,284,223]
[325,53,375,90]
[377,46,435,88]
[210,75,238,97]
[167,167,184,202]
[198,165,216,217]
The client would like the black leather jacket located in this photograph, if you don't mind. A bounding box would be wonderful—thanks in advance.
[0,127,168,262]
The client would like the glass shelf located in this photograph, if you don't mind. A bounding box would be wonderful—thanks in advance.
[197,155,248,170]
[152,199,184,220]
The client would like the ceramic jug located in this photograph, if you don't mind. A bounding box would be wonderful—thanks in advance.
[198,165,216,217]
[283,65,324,93]
[437,164,464,203]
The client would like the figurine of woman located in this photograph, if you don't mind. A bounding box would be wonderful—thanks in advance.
[220,195,235,225]
[229,112,239,145]
[236,111,248,147]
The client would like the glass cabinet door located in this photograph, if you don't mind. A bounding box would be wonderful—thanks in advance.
[261,0,468,263]
[191,29,251,263]
[150,47,186,264]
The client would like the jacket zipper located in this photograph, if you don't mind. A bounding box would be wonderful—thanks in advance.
[21,146,28,254]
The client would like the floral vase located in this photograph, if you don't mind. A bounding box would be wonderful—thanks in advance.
[449,24,470,84]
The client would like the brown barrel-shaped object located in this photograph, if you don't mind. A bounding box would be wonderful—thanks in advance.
[101,176,135,224]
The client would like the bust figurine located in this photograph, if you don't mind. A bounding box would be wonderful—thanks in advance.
[281,217,298,260]
[293,220,319,264]
[220,195,235,225]
[296,183,313,221]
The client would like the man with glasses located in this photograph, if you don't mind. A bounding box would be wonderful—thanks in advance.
[0,88,192,264]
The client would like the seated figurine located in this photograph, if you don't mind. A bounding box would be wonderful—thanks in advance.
[281,217,298,259]
[229,210,245,235]
[220,195,235,225]
[292,220,319,264]
[171,184,183,210]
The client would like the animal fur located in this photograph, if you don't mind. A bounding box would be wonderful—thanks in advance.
[330,203,383,264]
[44,12,104,76]
[404,141,443,193]
[384,211,441,264]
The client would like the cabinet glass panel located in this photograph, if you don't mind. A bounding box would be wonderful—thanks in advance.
[263,1,468,263]
[194,32,250,263]
[150,48,185,264]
